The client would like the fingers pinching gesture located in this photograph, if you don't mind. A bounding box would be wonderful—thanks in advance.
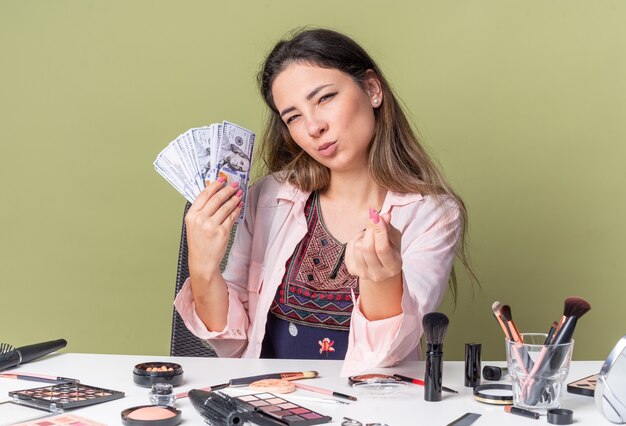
[185,177,243,280]
[345,209,402,283]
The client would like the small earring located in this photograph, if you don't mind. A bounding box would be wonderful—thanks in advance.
[373,98,379,105]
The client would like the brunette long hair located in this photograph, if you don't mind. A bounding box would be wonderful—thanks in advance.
[257,28,476,298]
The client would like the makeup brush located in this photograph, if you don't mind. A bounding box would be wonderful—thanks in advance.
[423,312,449,402]
[492,302,532,373]
[550,297,592,344]
[230,371,318,386]
[0,339,67,372]
[188,389,252,426]
[491,301,514,341]
[0,343,20,371]
[525,297,591,405]
[543,321,559,345]
[500,305,523,343]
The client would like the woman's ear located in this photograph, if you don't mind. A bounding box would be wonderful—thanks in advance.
[364,69,383,108]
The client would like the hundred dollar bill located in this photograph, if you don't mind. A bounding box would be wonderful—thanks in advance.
[189,126,214,187]
[154,145,199,202]
[210,121,255,222]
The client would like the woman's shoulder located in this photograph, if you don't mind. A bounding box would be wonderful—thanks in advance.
[388,190,461,227]
[248,171,307,204]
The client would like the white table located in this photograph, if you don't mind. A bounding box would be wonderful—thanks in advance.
[0,354,609,425]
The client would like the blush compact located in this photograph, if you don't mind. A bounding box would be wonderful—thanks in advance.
[133,362,183,388]
[121,405,181,426]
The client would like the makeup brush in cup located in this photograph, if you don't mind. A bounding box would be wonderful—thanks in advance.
[524,297,591,405]
[500,305,523,343]
[423,312,449,402]
[550,297,592,344]
[543,321,559,345]
[491,301,514,341]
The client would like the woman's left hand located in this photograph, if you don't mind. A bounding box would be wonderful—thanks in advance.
[345,210,402,282]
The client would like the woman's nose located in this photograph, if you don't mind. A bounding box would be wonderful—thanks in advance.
[306,114,328,138]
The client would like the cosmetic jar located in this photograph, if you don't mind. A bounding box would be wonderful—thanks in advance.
[133,362,183,388]
[121,405,181,426]
[547,408,574,425]
[149,383,176,406]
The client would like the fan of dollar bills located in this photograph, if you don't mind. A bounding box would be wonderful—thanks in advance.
[154,121,255,221]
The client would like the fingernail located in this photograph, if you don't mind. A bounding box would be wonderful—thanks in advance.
[236,189,243,197]
[369,208,376,220]
[230,181,239,188]
[237,200,243,208]
[372,210,380,224]
[217,176,226,183]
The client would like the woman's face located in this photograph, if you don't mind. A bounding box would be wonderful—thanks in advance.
[271,62,382,173]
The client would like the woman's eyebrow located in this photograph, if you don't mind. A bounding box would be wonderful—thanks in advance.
[279,83,333,117]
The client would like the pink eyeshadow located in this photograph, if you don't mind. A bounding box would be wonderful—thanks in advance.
[261,405,281,412]
[279,403,297,409]
[302,412,323,419]
[291,407,309,414]
[239,395,257,402]
[250,400,269,407]
[267,398,285,404]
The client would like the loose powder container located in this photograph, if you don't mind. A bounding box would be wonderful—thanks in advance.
[133,362,183,388]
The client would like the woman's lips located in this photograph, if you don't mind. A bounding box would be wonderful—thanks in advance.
[318,141,337,157]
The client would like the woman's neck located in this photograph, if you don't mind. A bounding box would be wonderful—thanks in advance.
[317,170,386,243]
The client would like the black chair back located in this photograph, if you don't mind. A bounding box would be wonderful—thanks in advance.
[170,202,236,357]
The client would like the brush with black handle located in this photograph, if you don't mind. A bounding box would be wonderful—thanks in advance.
[524,297,591,406]
[0,339,67,372]
[423,312,449,402]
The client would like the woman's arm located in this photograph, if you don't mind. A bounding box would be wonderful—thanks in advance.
[341,197,462,376]
[185,177,243,331]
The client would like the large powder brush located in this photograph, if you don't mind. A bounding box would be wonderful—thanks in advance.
[423,312,450,402]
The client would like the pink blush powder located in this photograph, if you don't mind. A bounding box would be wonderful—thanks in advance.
[128,406,176,420]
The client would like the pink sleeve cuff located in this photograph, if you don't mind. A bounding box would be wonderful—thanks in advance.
[173,278,249,340]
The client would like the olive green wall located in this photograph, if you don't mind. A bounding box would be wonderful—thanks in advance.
[1,1,624,362]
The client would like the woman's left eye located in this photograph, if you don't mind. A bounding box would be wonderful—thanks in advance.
[319,92,337,103]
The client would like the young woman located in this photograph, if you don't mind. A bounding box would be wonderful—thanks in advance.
[175,28,471,376]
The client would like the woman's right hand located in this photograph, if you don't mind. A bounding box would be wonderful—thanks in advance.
[185,177,243,282]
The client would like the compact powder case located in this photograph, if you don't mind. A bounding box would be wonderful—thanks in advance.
[133,362,184,388]
[121,405,181,426]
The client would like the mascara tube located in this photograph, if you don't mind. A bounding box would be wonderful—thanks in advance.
[424,342,443,402]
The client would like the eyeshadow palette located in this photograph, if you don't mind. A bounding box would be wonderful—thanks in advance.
[9,382,125,413]
[567,373,598,397]
[235,392,332,425]
[13,413,107,426]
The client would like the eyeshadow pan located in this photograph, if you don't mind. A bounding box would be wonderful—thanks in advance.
[284,415,305,421]
[250,400,269,407]
[255,393,274,398]
[266,397,285,404]
[302,412,323,419]
[291,407,308,414]
[279,402,298,409]
[239,395,257,402]
[260,405,281,412]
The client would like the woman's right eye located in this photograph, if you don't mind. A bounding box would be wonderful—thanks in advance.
[286,114,300,124]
